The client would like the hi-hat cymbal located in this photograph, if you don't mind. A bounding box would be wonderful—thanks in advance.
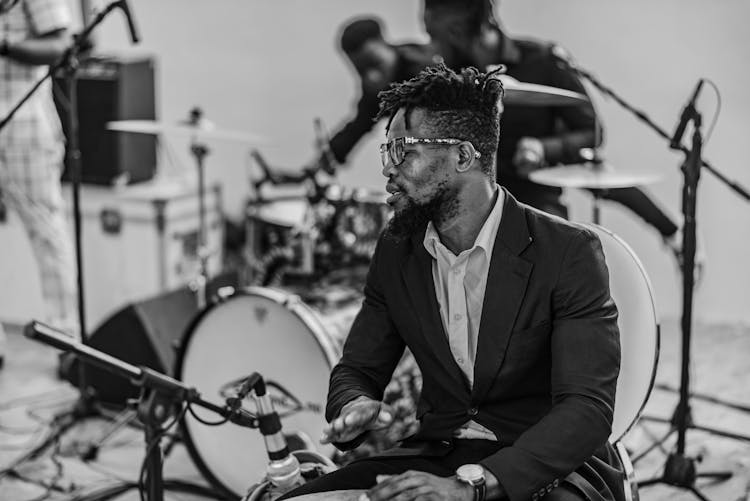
[106,119,268,144]
[528,163,662,190]
[497,74,589,107]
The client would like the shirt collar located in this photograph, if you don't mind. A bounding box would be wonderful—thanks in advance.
[423,184,504,259]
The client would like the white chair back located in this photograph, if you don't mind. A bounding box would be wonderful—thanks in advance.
[584,224,660,443]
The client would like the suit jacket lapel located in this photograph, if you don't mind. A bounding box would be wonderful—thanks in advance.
[472,190,533,402]
[401,232,468,391]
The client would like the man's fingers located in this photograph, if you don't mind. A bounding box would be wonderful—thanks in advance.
[369,471,434,501]
[320,402,394,443]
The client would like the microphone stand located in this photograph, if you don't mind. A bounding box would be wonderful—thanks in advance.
[633,99,734,500]
[565,60,750,423]
[561,61,750,498]
[23,320,248,501]
[566,63,750,202]
[0,0,140,460]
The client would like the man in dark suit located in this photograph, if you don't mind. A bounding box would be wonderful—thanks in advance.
[280,64,624,501]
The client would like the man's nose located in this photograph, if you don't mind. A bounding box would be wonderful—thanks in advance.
[382,160,397,178]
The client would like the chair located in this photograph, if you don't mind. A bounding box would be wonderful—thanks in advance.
[585,224,660,501]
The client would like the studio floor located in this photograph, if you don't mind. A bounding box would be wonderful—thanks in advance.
[1,318,749,501]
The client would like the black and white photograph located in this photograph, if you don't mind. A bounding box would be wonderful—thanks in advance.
[1,1,748,500]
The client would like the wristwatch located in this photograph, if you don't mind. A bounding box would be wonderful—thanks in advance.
[456,464,487,501]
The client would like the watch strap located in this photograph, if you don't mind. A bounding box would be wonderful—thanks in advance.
[473,478,487,501]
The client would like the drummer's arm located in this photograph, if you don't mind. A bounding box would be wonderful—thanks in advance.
[540,52,603,166]
[325,90,382,168]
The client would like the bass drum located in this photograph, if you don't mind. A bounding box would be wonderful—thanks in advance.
[175,286,355,499]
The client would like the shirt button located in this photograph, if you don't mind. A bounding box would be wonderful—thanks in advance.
[454,313,462,321]
[453,268,461,275]
[457,357,464,364]
[467,407,478,416]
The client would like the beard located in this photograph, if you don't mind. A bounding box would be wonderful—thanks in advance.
[384,182,458,241]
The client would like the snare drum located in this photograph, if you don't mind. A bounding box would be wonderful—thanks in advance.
[245,197,314,283]
[176,286,360,499]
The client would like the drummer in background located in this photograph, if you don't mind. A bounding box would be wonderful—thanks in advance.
[279,63,624,501]
[422,0,700,272]
[304,16,436,175]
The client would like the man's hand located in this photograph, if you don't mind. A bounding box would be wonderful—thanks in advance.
[320,397,394,445]
[513,136,546,177]
[362,472,474,501]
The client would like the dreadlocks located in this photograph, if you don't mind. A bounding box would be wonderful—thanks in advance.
[376,63,504,177]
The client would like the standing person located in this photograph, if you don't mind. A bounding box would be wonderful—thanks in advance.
[422,0,693,270]
[279,64,625,501]
[0,0,79,350]
[304,16,436,174]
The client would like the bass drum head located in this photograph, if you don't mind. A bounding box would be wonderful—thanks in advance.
[176,287,339,498]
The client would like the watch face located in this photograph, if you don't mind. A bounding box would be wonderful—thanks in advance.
[457,464,485,482]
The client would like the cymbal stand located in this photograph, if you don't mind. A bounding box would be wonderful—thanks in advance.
[582,104,606,225]
[185,108,211,309]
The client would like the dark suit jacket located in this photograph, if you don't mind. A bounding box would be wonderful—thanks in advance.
[327,190,625,501]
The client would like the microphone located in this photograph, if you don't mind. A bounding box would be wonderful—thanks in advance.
[669,79,704,150]
[242,374,304,492]
[117,0,140,44]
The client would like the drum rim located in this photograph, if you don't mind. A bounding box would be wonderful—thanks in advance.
[174,287,340,499]
[586,223,661,444]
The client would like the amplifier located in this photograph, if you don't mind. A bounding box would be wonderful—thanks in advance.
[54,54,157,186]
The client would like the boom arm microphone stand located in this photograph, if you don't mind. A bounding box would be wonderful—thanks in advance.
[562,60,750,499]
[560,59,750,202]
[23,320,251,501]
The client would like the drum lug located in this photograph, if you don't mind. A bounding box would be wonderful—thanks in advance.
[215,286,235,302]
[283,294,301,307]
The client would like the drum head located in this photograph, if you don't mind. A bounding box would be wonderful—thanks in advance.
[176,288,339,498]
[248,198,308,228]
[586,225,659,443]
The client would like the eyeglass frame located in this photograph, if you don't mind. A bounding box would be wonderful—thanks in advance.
[379,136,481,167]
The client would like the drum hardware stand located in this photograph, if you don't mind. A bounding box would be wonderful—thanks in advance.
[0,0,141,457]
[578,148,608,225]
[23,320,259,501]
[184,107,213,309]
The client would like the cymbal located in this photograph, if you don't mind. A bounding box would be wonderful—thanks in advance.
[497,74,589,107]
[528,163,662,189]
[106,119,267,144]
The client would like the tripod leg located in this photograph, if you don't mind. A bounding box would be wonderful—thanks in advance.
[631,426,675,464]
[636,477,663,488]
[79,407,138,460]
[696,471,733,482]
[687,485,712,501]
[690,424,750,442]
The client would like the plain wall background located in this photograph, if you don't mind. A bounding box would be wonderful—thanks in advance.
[35,0,750,324]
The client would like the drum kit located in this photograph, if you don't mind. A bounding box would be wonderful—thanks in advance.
[92,77,663,500]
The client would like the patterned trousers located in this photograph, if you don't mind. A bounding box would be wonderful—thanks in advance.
[0,139,78,339]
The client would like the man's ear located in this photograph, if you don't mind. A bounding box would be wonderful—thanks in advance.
[456,142,481,172]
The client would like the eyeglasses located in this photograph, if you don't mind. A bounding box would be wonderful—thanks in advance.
[379,136,480,167]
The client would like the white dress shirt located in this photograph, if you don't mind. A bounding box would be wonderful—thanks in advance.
[423,185,505,440]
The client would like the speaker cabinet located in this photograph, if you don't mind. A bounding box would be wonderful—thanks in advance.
[61,272,238,404]
[54,54,157,186]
